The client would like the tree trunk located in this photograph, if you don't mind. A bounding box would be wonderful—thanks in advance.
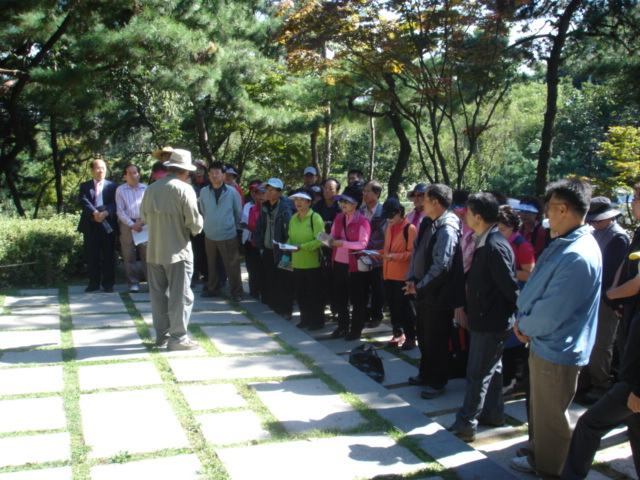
[323,101,332,180]
[193,102,215,163]
[310,128,320,174]
[387,109,412,199]
[50,115,63,213]
[536,0,584,196]
[5,170,26,217]
[368,112,376,181]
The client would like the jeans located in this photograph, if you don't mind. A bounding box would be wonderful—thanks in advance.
[561,381,640,479]
[454,329,510,434]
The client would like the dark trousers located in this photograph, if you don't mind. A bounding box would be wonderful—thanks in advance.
[416,303,453,389]
[83,223,116,289]
[294,267,325,329]
[384,279,416,338]
[454,329,511,434]
[191,231,208,282]
[320,246,336,314]
[365,266,385,322]
[333,262,367,334]
[245,242,264,299]
[261,249,294,316]
[562,381,640,479]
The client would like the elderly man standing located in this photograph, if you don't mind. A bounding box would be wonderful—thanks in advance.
[116,164,147,293]
[511,178,602,478]
[447,192,518,442]
[406,183,465,399]
[141,149,203,351]
[78,159,118,293]
[198,162,244,302]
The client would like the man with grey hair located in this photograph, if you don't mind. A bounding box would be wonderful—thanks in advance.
[141,149,203,351]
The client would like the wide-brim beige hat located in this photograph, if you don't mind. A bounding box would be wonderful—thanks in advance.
[152,146,175,160]
[163,149,196,171]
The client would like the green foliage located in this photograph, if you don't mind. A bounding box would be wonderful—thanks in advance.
[599,126,640,186]
[0,214,85,287]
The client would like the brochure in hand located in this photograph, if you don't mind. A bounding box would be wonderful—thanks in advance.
[317,232,334,248]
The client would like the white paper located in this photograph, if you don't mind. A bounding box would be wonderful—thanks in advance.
[357,249,381,256]
[273,240,298,250]
[132,225,148,245]
[317,232,334,248]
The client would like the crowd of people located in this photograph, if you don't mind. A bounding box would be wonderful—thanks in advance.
[77,147,640,480]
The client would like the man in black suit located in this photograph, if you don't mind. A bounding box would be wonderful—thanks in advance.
[78,158,118,292]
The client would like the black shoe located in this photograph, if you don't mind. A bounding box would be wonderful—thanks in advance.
[85,286,100,292]
[447,425,476,443]
[296,322,309,329]
[331,327,347,339]
[103,287,114,293]
[232,295,243,302]
[344,330,361,341]
[155,334,170,348]
[368,318,383,328]
[401,338,417,351]
[421,386,446,399]
[408,375,428,386]
[477,415,506,427]
[308,324,325,332]
[283,313,293,320]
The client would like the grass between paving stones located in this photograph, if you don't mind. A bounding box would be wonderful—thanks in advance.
[593,461,635,480]
[120,291,230,480]
[238,307,454,479]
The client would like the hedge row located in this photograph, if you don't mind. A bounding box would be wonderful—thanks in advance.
[0,214,85,287]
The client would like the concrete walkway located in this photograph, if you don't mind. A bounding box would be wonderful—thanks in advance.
[0,278,636,480]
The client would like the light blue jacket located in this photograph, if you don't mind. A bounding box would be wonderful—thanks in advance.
[517,225,602,367]
[198,184,242,241]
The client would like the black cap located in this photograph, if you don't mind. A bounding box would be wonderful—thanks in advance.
[381,198,403,219]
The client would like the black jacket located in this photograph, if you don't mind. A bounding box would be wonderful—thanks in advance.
[466,225,519,332]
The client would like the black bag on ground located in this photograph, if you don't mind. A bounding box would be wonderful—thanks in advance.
[349,343,385,383]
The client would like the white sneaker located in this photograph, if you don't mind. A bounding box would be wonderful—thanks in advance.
[129,285,139,293]
[510,455,536,474]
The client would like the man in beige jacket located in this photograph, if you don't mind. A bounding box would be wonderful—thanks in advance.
[141,149,203,351]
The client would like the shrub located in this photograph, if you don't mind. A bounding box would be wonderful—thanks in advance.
[0,214,85,287]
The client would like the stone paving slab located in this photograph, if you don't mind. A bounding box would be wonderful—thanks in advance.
[0,314,59,330]
[72,313,135,328]
[129,292,150,302]
[180,384,248,411]
[0,349,62,365]
[68,285,129,294]
[0,432,70,468]
[78,362,162,390]
[0,467,72,480]
[72,327,149,362]
[68,294,127,314]
[216,434,425,480]
[142,310,247,327]
[252,378,365,434]
[168,355,311,382]
[193,299,234,311]
[9,306,60,315]
[91,455,203,480]
[17,288,59,296]
[81,389,189,458]
[374,348,419,387]
[3,295,59,307]
[0,330,60,351]
[0,365,63,395]
[200,325,282,354]
[197,410,271,445]
[0,396,65,433]
[596,443,638,479]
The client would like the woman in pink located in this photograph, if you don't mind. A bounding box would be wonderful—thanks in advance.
[329,184,371,340]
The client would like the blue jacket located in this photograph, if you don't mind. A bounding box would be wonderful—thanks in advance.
[517,225,602,367]
[198,184,242,241]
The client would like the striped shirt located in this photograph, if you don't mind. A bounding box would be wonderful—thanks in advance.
[116,182,147,227]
